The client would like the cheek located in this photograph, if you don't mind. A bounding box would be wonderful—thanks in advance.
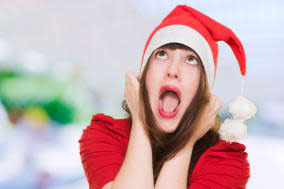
[146,62,164,88]
[186,67,201,83]
[146,72,159,98]
[146,66,163,109]
[182,70,201,97]
[190,73,200,88]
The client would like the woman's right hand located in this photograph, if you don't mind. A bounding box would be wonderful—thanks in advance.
[124,72,144,124]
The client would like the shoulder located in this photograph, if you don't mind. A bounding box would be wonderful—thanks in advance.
[78,113,132,155]
[190,139,250,188]
[87,113,131,138]
[78,113,131,188]
[202,139,248,158]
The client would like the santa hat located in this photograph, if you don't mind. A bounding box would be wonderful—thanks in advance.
[139,5,257,142]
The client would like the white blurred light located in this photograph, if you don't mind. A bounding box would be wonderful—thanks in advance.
[134,0,188,16]
[242,135,284,188]
[0,132,26,182]
[50,61,74,81]
[260,101,284,124]
[19,50,48,73]
[0,102,10,128]
[34,124,85,178]
[0,39,11,61]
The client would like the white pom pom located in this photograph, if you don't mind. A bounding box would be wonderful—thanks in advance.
[218,119,247,143]
[229,96,257,120]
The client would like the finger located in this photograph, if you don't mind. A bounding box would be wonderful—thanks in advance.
[125,98,129,106]
[125,72,130,82]
[208,94,216,110]
[208,95,221,114]
[132,72,141,81]
[130,72,141,86]
[211,100,222,115]
[138,73,141,82]
[213,96,222,111]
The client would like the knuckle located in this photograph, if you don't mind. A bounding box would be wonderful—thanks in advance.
[210,119,215,126]
[209,95,216,104]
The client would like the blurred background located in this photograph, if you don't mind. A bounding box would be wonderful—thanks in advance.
[0,0,283,188]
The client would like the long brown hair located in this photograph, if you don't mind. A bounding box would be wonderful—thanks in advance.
[122,43,221,186]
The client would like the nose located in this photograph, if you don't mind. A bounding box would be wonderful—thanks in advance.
[166,58,180,79]
[167,71,178,79]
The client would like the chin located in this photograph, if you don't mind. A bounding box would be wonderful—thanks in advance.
[153,103,182,134]
[158,120,178,133]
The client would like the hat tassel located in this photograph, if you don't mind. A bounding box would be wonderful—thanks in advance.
[218,95,257,143]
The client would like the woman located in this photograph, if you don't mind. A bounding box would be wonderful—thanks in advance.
[79,5,250,189]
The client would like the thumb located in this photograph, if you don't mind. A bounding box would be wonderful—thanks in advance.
[138,73,142,82]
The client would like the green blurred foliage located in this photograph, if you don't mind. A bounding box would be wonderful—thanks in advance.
[0,70,95,125]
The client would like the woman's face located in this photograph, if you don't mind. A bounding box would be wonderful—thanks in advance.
[145,46,201,133]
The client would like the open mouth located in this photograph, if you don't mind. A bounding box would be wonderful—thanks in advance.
[158,86,181,118]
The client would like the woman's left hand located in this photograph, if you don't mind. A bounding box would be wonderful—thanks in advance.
[188,93,222,146]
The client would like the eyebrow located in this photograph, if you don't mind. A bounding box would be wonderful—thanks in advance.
[155,48,199,59]
[188,53,199,59]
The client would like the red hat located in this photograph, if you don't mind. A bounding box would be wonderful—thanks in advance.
[139,5,257,142]
[139,5,246,89]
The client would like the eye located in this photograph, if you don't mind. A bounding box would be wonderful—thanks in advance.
[186,55,199,65]
[155,50,168,59]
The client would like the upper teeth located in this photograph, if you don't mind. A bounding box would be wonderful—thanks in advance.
[160,90,180,104]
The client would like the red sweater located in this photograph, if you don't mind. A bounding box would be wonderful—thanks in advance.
[78,113,250,189]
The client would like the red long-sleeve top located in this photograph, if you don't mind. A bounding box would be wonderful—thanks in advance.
[78,113,250,189]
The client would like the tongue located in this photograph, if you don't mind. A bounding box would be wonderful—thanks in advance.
[161,91,179,113]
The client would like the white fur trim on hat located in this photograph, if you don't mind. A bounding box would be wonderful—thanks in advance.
[140,24,215,89]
